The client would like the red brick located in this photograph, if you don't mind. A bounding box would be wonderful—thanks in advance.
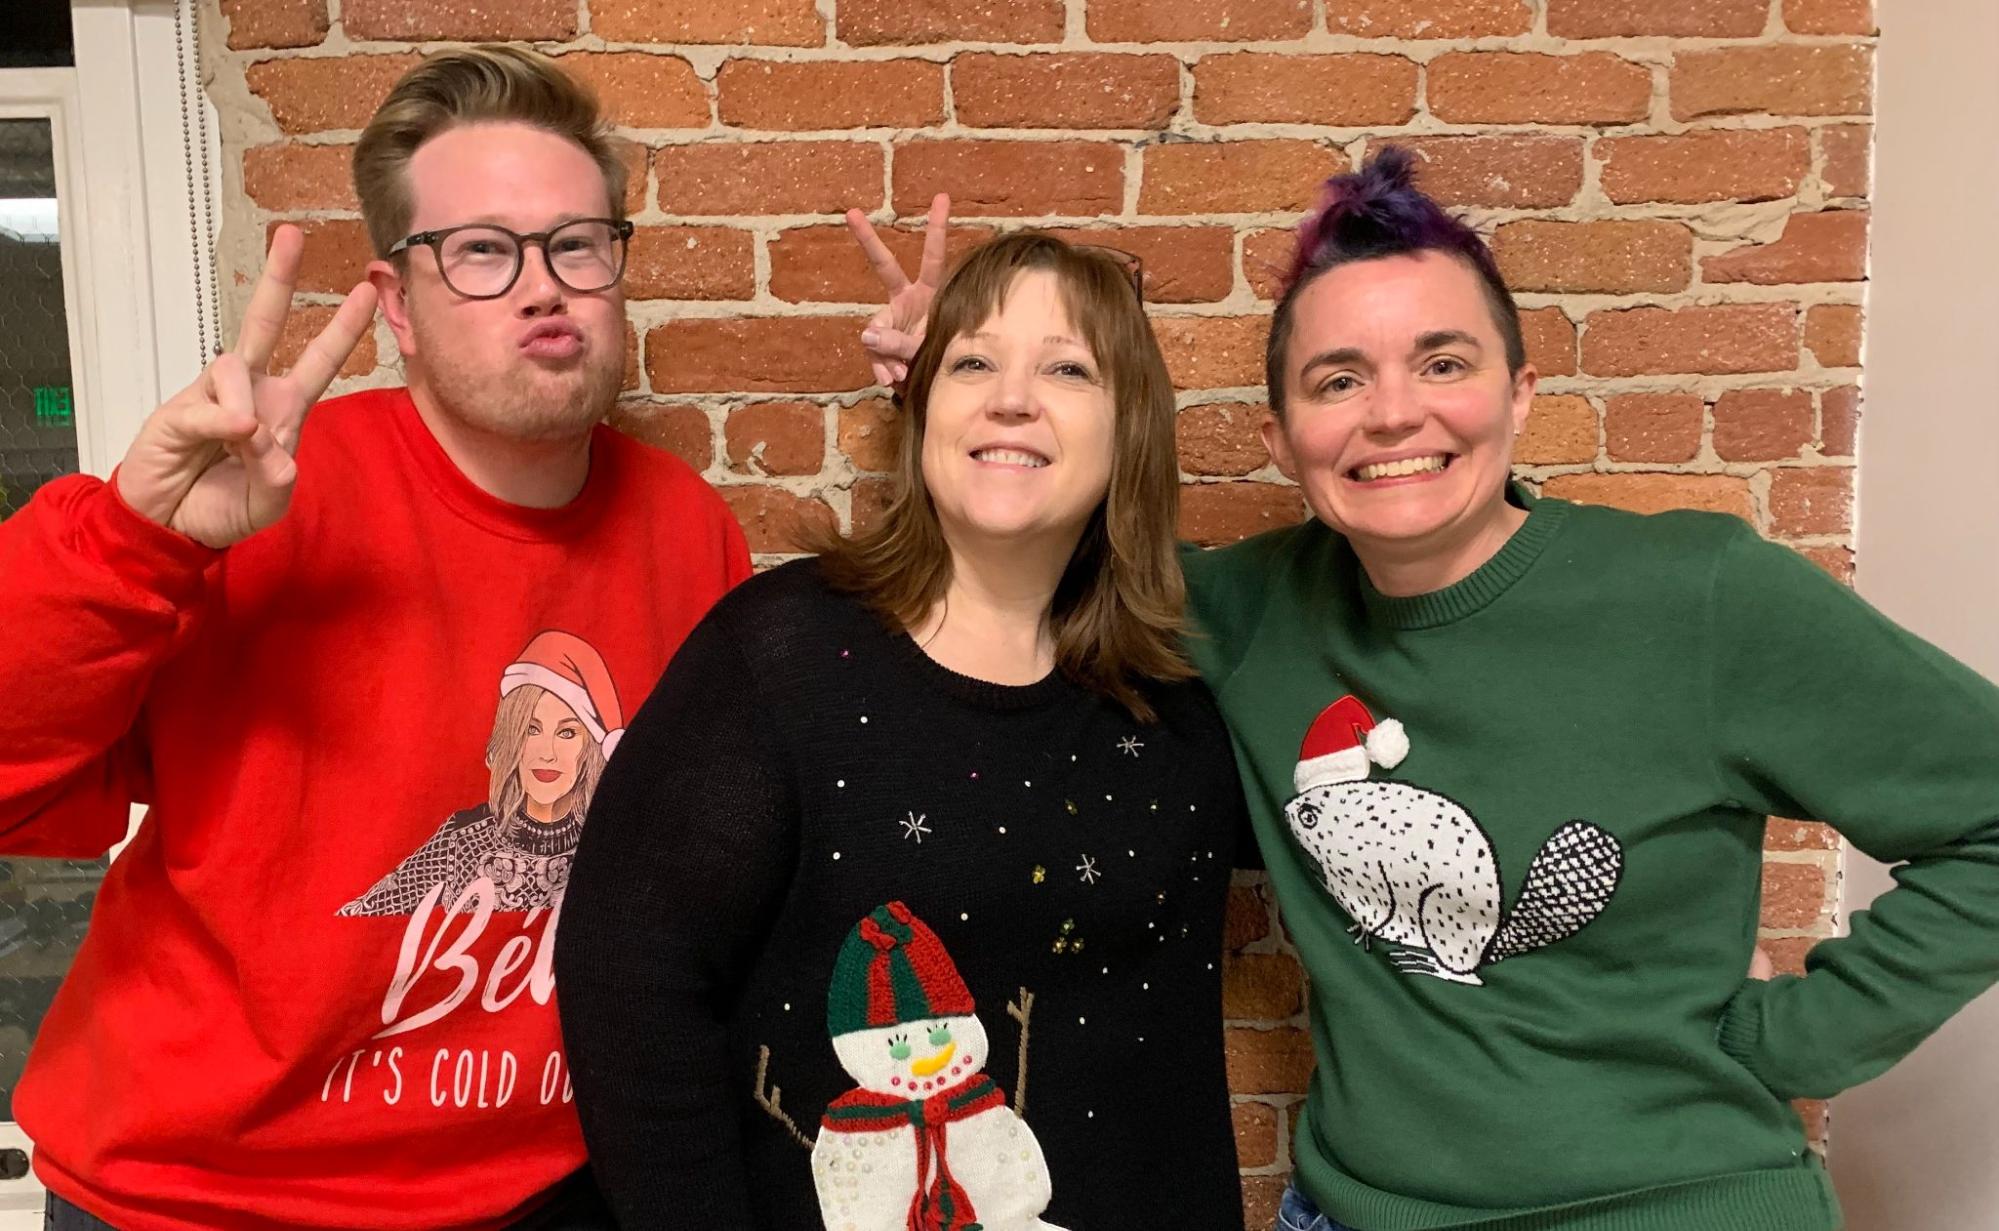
[1819,386,1860,456]
[839,0,1063,45]
[625,226,755,300]
[1043,226,1236,304]
[646,316,874,393]
[721,486,838,553]
[243,143,356,212]
[1516,395,1596,465]
[1796,1098,1831,1145]
[273,219,375,294]
[556,54,708,129]
[849,476,896,533]
[246,55,421,135]
[725,401,826,475]
[768,223,995,304]
[1804,306,1863,368]
[1796,545,1855,583]
[1760,936,1816,976]
[1194,54,1418,127]
[1155,316,1268,391]
[1224,883,1271,949]
[892,141,1123,217]
[839,398,902,471]
[1242,1178,1289,1231]
[1605,394,1703,463]
[1326,0,1532,37]
[1547,0,1767,37]
[1598,129,1810,205]
[1223,952,1305,1018]
[1242,229,1294,301]
[955,54,1181,130]
[1672,46,1873,121]
[623,319,640,392]
[1178,403,1271,477]
[1428,52,1651,125]
[1088,0,1313,42]
[1769,468,1853,535]
[1767,818,1841,852]
[611,138,649,215]
[1520,307,1578,378]
[271,303,376,378]
[1712,388,1813,462]
[1785,0,1875,34]
[1493,220,1692,295]
[591,0,822,45]
[1140,141,1344,216]
[609,400,713,470]
[343,0,575,40]
[1181,483,1307,546]
[1703,212,1869,285]
[1582,304,1798,376]
[1394,135,1585,209]
[1820,124,1872,198]
[1760,861,1830,930]
[1541,473,1754,521]
[656,143,884,215]
[222,0,327,49]
[1232,1102,1280,1169]
[718,59,944,131]
[1222,1026,1316,1094]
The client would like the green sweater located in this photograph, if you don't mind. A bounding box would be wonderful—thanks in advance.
[1182,490,1999,1231]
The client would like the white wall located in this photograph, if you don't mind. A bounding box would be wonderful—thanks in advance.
[1832,0,1999,1226]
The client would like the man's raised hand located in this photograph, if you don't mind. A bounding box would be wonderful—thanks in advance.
[845,193,950,389]
[114,225,378,548]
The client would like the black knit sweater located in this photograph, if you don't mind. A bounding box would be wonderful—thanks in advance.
[556,559,1247,1229]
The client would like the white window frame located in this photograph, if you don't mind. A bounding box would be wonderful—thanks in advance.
[0,0,219,1215]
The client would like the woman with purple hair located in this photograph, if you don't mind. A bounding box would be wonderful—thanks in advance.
[853,148,1999,1231]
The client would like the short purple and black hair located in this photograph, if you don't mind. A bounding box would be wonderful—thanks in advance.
[1265,145,1526,418]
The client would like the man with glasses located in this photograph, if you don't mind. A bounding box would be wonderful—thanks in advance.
[0,45,748,1230]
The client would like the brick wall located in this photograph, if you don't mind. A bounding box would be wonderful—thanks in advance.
[207,0,1874,1219]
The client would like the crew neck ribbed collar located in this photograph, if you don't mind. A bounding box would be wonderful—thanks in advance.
[1355,484,1569,630]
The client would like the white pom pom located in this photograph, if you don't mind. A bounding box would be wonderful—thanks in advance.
[1365,719,1409,769]
[601,728,625,761]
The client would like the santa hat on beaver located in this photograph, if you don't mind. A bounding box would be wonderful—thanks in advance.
[1294,695,1408,793]
[500,631,627,761]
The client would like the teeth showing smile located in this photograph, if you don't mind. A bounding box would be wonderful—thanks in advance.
[972,448,1049,468]
[1354,454,1450,482]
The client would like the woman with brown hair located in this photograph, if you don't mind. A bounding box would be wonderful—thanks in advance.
[556,229,1249,1229]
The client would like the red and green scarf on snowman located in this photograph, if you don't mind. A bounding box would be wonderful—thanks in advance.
[822,1074,1006,1231]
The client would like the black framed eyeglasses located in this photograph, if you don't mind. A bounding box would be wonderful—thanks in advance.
[387,218,635,300]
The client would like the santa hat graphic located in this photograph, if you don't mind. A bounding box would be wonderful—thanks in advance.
[499,631,627,761]
[827,901,976,1038]
[1294,694,1408,793]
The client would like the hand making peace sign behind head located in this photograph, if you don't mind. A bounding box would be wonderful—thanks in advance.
[845,193,951,389]
[113,224,377,549]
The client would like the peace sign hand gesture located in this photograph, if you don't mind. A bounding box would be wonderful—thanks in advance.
[114,225,378,549]
[845,193,951,389]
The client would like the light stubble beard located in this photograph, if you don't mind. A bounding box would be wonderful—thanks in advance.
[408,312,625,445]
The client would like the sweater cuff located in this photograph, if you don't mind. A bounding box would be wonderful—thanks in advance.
[78,472,220,607]
[1717,975,1804,1098]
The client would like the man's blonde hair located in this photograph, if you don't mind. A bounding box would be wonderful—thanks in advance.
[353,45,627,259]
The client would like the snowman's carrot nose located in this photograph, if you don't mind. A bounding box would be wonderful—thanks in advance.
[911,1042,957,1077]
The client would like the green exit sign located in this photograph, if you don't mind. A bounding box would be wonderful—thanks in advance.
[34,385,72,427]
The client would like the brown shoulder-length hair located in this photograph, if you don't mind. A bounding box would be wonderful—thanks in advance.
[814,232,1192,722]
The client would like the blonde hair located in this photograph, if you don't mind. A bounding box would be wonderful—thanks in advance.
[814,232,1193,723]
[485,683,607,823]
[353,45,627,259]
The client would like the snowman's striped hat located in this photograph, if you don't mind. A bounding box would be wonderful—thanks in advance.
[1295,694,1408,793]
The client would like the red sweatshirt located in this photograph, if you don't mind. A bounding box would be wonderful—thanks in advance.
[0,388,750,1229]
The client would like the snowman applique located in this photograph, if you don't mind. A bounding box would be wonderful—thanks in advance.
[1285,696,1624,986]
[811,901,1066,1231]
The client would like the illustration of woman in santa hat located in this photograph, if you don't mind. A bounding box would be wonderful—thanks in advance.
[338,630,626,917]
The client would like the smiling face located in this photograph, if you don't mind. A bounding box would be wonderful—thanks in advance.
[518,689,587,815]
[831,1013,991,1097]
[1262,250,1536,580]
[918,269,1117,554]
[372,121,626,444]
